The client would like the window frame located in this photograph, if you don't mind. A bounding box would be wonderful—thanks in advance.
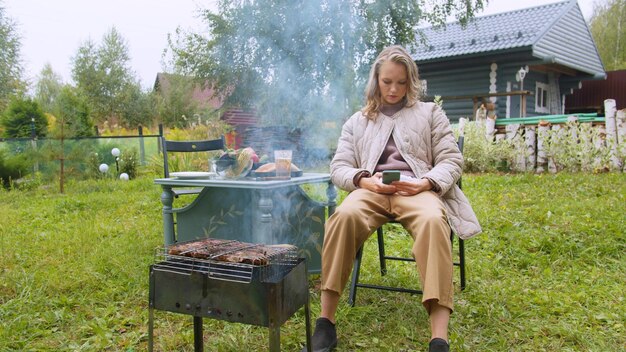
[535,82,550,114]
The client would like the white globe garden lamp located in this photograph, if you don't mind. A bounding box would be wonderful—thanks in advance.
[111,148,121,173]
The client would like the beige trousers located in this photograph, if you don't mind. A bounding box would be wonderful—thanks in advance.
[320,188,454,312]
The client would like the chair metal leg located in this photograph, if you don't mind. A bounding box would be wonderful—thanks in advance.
[350,227,466,306]
[459,238,466,290]
[376,227,387,275]
[348,245,364,306]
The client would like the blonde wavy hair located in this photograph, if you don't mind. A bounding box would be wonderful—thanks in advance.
[362,45,421,119]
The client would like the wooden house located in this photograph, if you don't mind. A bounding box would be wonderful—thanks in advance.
[413,0,605,122]
[153,72,223,111]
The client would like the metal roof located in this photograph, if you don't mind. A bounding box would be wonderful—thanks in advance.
[413,0,605,77]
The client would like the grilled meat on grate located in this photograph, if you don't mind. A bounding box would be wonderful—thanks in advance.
[167,238,297,266]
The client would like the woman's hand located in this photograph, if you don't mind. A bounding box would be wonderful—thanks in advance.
[392,178,432,196]
[358,173,433,196]
[358,172,397,194]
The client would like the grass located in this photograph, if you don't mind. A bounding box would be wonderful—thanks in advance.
[0,173,624,351]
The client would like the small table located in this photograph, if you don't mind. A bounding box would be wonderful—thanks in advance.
[155,173,336,273]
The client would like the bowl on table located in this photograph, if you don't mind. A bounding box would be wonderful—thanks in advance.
[212,159,253,179]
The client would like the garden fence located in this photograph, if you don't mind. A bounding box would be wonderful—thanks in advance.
[0,130,162,183]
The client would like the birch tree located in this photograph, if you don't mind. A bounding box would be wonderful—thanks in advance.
[589,0,626,70]
[0,2,24,110]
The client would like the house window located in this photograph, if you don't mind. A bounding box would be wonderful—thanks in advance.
[535,82,549,114]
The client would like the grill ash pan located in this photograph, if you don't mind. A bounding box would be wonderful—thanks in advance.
[148,238,312,352]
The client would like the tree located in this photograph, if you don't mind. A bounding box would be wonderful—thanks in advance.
[71,27,142,125]
[52,85,93,137]
[589,0,626,70]
[118,83,155,128]
[34,63,64,113]
[153,73,202,128]
[0,2,24,110]
[1,96,47,138]
[167,0,485,131]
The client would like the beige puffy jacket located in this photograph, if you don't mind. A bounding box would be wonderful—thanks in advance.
[330,102,482,239]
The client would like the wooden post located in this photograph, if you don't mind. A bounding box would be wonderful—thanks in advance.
[617,109,626,141]
[594,124,607,171]
[604,99,621,169]
[485,116,496,141]
[505,123,524,171]
[548,125,561,173]
[536,121,550,173]
[138,125,146,165]
[458,118,468,137]
[505,123,520,140]
[525,126,536,172]
[617,109,626,172]
[617,109,626,144]
[567,115,579,141]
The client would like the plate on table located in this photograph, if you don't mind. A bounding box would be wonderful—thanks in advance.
[252,170,303,178]
[170,171,214,179]
[251,162,303,178]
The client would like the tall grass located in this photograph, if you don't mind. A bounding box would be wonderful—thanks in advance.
[0,173,624,351]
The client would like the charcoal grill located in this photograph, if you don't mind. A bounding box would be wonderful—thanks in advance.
[148,239,312,352]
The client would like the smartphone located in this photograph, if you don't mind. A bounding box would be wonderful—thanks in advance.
[382,170,401,184]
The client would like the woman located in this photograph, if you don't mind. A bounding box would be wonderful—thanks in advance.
[304,45,481,352]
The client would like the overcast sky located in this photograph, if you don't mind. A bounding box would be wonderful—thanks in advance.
[4,0,596,90]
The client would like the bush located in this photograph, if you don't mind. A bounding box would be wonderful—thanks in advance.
[1,96,48,138]
[0,149,32,188]
[457,120,624,174]
[119,148,139,179]
[542,122,617,173]
[458,121,520,173]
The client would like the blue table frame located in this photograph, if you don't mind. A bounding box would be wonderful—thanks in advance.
[155,173,336,273]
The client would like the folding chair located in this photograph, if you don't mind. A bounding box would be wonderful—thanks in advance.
[162,136,225,197]
[348,136,466,306]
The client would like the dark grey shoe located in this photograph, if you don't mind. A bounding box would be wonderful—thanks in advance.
[301,318,337,352]
[429,338,449,352]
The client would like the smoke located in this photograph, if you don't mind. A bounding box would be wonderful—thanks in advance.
[169,0,480,164]
[166,0,381,162]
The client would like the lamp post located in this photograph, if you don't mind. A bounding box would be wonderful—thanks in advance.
[516,67,528,117]
[111,148,121,174]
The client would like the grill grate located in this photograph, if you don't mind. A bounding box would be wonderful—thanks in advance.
[148,238,312,351]
[153,239,300,283]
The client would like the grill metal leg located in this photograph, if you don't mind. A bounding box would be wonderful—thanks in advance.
[269,327,280,352]
[304,296,312,352]
[148,267,155,352]
[148,307,154,352]
[193,316,203,352]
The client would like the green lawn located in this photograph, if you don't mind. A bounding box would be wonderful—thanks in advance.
[0,173,624,351]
